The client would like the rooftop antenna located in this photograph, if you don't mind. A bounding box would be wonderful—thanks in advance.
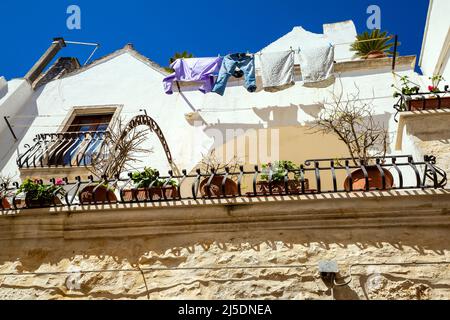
[64,40,101,65]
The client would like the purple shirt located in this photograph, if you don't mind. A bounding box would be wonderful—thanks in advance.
[163,57,223,94]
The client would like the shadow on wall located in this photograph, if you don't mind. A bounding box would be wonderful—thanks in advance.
[1,226,448,272]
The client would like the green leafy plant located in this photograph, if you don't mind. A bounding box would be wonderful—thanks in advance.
[391,75,420,97]
[260,161,301,182]
[350,29,395,59]
[428,75,445,93]
[131,167,178,188]
[164,51,194,73]
[17,179,65,202]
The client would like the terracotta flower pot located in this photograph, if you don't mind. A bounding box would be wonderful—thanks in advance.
[1,197,11,210]
[253,179,310,195]
[122,187,179,201]
[365,51,387,59]
[200,177,237,197]
[79,185,117,204]
[407,96,450,111]
[344,166,394,191]
[14,196,62,209]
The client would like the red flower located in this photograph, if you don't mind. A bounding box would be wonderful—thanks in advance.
[55,178,65,185]
[428,85,435,91]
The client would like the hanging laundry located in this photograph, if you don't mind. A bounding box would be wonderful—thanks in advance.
[212,53,256,96]
[259,50,295,92]
[298,42,335,83]
[163,57,223,95]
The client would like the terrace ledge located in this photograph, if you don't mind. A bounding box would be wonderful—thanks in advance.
[1,188,449,241]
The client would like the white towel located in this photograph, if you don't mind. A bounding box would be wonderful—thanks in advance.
[259,50,295,92]
[299,42,334,83]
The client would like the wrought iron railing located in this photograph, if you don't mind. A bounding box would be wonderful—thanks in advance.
[17,131,108,169]
[393,85,450,121]
[1,155,447,211]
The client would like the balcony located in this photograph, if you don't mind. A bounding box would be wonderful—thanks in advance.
[393,86,450,120]
[1,155,447,211]
[17,131,108,169]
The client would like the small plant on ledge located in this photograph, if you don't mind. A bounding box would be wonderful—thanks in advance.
[15,179,65,208]
[122,167,179,201]
[256,161,310,195]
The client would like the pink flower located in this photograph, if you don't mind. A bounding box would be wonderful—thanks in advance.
[55,178,65,186]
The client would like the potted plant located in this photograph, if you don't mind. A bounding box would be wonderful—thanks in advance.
[255,161,310,195]
[15,179,65,208]
[0,175,13,210]
[392,75,420,111]
[393,75,450,111]
[198,151,240,197]
[313,84,393,191]
[122,167,179,201]
[350,29,395,59]
[79,180,117,204]
[79,117,150,204]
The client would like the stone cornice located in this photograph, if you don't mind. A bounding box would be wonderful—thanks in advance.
[1,189,449,241]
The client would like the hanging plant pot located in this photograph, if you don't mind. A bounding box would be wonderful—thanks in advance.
[199,176,237,197]
[407,96,450,111]
[364,51,387,59]
[1,197,11,210]
[79,185,117,204]
[344,166,394,191]
[122,186,179,202]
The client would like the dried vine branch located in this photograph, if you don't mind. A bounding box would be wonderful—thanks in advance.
[88,117,152,178]
[311,83,389,166]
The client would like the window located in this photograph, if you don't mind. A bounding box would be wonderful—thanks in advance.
[46,105,121,167]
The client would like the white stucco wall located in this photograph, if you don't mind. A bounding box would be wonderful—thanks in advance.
[0,77,7,99]
[0,49,420,183]
[419,0,450,78]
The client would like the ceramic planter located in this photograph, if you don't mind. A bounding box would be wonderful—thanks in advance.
[1,197,11,210]
[199,176,238,197]
[79,185,117,204]
[252,179,309,196]
[344,166,394,191]
[407,96,450,111]
[122,186,179,201]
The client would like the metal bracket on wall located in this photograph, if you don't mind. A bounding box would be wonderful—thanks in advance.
[4,116,17,141]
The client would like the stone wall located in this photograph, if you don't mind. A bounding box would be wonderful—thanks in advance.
[0,190,449,300]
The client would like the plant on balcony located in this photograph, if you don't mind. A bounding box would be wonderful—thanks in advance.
[0,175,13,209]
[15,179,65,208]
[350,29,395,59]
[393,75,450,111]
[255,161,310,195]
[198,150,241,197]
[80,117,152,204]
[122,167,179,201]
[312,84,393,191]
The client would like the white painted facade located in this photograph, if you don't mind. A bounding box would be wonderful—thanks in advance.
[419,0,450,79]
[0,20,444,189]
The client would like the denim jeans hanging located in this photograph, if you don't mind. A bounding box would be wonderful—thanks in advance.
[212,53,256,96]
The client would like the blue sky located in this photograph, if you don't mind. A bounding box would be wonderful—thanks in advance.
[0,0,429,80]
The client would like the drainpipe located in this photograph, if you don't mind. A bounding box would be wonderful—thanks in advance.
[24,38,66,84]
